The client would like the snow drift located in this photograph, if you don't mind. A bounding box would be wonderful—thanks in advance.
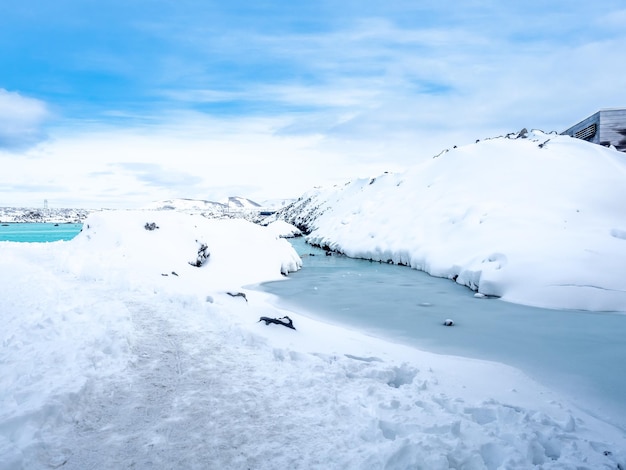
[279,130,626,311]
[69,211,302,292]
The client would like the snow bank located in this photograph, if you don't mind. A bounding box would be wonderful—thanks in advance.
[281,131,626,311]
[1,210,624,469]
[264,219,302,238]
[68,210,302,292]
[0,211,301,467]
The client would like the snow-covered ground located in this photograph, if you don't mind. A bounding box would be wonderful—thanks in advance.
[264,219,303,238]
[1,210,625,469]
[278,130,626,312]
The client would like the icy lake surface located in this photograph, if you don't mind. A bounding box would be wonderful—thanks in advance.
[260,237,626,430]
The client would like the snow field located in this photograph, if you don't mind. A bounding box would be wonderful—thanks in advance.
[1,210,624,469]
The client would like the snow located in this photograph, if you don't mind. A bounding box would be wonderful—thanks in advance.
[279,130,626,312]
[1,209,625,469]
[219,196,261,209]
[264,219,303,238]
[143,197,266,220]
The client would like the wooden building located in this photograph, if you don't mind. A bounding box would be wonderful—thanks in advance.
[561,108,626,152]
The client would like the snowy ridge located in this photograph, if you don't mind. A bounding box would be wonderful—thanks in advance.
[279,130,626,312]
[144,197,286,222]
[220,196,262,209]
[146,196,264,214]
[145,197,227,213]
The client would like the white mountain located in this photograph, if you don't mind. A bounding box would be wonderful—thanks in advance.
[145,198,227,214]
[145,196,290,221]
[219,196,261,209]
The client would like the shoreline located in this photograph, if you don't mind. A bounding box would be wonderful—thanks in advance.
[255,285,626,433]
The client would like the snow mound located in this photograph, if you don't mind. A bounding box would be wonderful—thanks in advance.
[280,131,626,311]
[70,210,302,292]
[265,220,302,238]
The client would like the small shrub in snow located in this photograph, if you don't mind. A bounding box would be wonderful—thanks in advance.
[226,292,247,302]
[144,222,159,231]
[189,243,210,267]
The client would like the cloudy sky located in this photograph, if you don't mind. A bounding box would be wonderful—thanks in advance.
[1,1,625,208]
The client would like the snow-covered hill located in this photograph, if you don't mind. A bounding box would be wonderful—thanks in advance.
[277,130,626,312]
[145,196,290,221]
[145,198,228,217]
[219,196,261,209]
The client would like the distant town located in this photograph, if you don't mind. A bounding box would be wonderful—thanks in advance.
[0,207,90,224]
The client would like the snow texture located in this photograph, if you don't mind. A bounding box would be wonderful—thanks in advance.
[279,130,626,312]
[265,219,303,238]
[1,209,625,469]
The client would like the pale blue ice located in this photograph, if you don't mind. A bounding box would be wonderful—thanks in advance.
[261,238,626,430]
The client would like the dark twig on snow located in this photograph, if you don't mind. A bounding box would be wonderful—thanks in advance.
[258,316,296,330]
[227,292,247,302]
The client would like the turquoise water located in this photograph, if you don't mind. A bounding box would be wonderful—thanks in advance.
[0,223,83,242]
[262,237,626,429]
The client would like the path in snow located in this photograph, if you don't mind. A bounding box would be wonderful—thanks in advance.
[16,287,625,470]
[26,294,360,469]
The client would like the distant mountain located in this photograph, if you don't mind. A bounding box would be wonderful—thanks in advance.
[146,198,226,213]
[258,198,297,210]
[145,197,292,222]
[147,197,295,214]
[147,197,264,213]
[220,196,262,209]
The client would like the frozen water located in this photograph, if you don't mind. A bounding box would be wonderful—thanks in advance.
[261,238,626,429]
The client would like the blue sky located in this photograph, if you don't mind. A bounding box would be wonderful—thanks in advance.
[1,0,625,208]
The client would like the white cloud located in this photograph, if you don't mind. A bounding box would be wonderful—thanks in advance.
[0,89,50,149]
[0,114,357,208]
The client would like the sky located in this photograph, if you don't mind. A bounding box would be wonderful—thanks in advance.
[1,0,625,209]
